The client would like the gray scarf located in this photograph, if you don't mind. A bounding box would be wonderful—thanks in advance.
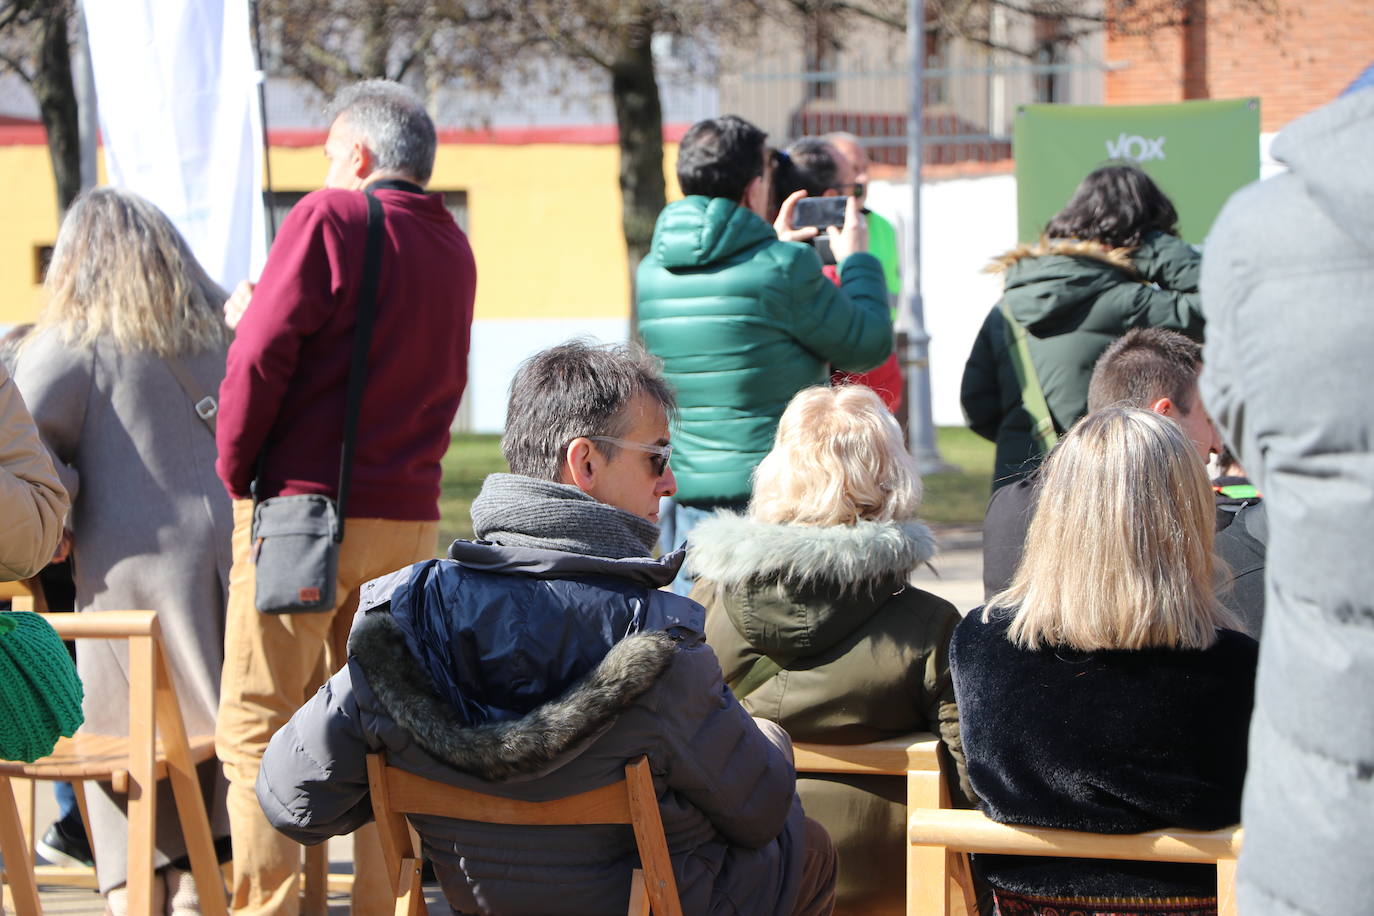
[469,473,660,560]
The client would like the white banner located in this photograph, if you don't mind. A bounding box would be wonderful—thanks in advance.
[83,0,266,289]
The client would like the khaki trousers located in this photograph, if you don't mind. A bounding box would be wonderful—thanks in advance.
[215,498,437,915]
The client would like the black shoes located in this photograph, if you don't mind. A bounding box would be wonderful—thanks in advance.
[36,818,94,869]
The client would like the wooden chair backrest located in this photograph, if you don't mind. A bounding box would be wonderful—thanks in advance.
[366,753,684,916]
[790,733,976,916]
[908,807,1242,916]
[0,612,227,916]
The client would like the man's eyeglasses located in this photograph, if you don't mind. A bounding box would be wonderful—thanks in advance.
[586,436,673,477]
[832,182,865,198]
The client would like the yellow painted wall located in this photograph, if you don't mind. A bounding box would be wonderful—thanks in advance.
[0,138,682,327]
[0,144,64,325]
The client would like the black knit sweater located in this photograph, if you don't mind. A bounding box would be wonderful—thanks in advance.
[949,609,1258,900]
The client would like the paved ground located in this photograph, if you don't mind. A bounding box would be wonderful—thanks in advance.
[15,528,987,914]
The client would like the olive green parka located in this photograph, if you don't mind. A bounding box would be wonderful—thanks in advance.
[691,512,969,916]
[637,196,891,506]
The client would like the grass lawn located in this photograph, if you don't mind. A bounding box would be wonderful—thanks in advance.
[438,428,994,547]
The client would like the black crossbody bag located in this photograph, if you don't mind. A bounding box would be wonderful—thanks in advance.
[251,190,386,614]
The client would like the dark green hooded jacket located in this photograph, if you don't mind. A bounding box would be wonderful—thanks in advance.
[960,231,1204,488]
[637,196,891,506]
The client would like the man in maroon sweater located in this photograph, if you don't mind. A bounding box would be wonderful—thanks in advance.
[214,79,476,915]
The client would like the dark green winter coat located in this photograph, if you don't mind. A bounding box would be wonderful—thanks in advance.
[690,513,970,916]
[637,196,891,506]
[960,231,1204,488]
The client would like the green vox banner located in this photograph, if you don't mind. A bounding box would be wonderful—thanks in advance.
[1013,99,1260,245]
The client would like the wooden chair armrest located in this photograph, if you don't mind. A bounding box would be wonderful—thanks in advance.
[792,732,941,775]
[35,611,159,638]
[909,808,1243,864]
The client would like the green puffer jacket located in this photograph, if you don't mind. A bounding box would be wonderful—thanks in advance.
[637,197,891,506]
[690,513,970,916]
[960,231,1204,488]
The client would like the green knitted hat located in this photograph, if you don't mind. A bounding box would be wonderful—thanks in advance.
[0,612,84,762]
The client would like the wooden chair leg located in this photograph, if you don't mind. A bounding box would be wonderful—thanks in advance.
[908,770,949,916]
[126,634,158,916]
[302,843,329,915]
[73,782,97,867]
[394,857,423,916]
[1217,857,1239,916]
[13,777,34,869]
[152,651,227,916]
[0,774,44,916]
[628,869,650,916]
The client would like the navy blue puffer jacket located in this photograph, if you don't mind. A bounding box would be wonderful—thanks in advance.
[257,540,807,916]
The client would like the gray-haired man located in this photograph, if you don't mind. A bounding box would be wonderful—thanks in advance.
[256,340,837,916]
[215,79,476,914]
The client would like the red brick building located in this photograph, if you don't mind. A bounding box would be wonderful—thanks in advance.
[1106,0,1374,131]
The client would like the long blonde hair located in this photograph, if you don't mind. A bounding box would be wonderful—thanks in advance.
[38,187,228,357]
[750,385,922,526]
[989,407,1238,650]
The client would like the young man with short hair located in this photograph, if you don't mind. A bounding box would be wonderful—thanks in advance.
[982,328,1264,636]
[637,116,892,592]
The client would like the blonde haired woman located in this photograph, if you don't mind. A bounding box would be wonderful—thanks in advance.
[951,407,1257,916]
[692,385,970,916]
[15,187,232,915]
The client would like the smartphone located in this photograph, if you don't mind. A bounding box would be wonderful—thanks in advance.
[792,196,849,229]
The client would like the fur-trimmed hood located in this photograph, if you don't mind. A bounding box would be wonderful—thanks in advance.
[345,547,699,782]
[689,513,937,657]
[351,608,678,781]
[984,238,1139,277]
[688,513,935,589]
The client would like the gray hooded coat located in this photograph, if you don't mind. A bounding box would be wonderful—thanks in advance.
[1200,86,1374,915]
[256,542,809,916]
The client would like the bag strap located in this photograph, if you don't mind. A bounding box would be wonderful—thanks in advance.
[165,356,217,434]
[999,301,1059,454]
[729,654,786,701]
[334,190,387,543]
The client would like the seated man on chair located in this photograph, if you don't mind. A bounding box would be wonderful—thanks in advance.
[256,341,837,916]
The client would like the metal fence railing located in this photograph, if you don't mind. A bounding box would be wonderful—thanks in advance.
[721,60,1109,167]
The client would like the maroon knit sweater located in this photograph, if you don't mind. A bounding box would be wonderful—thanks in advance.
[216,186,476,521]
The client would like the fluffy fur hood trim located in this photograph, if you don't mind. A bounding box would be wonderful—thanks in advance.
[350,609,678,782]
[984,238,1140,278]
[686,512,936,591]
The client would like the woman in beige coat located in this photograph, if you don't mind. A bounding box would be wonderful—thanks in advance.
[693,385,970,915]
[15,188,231,916]
[0,361,68,580]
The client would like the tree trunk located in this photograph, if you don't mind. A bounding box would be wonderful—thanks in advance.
[31,5,80,218]
[609,21,665,332]
[361,6,390,79]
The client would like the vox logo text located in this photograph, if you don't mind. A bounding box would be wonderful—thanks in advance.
[1105,133,1166,161]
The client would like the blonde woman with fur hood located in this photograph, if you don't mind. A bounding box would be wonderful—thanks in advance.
[960,163,1204,489]
[691,385,970,916]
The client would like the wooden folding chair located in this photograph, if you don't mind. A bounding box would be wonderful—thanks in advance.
[0,611,228,916]
[908,807,1242,916]
[791,733,977,916]
[366,752,684,916]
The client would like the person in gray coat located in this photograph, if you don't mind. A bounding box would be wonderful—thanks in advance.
[257,341,836,916]
[1200,79,1374,916]
[15,188,232,915]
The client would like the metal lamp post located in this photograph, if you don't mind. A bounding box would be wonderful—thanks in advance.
[901,0,949,472]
